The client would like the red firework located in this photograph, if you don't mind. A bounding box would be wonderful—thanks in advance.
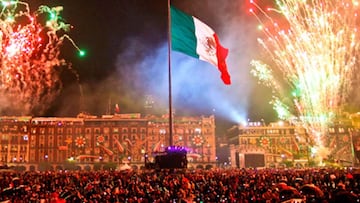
[0,2,82,115]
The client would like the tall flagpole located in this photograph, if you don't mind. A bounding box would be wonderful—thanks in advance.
[167,0,173,147]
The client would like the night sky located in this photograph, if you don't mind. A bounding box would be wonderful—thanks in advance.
[29,0,280,132]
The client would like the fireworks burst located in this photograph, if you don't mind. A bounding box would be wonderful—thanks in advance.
[249,0,360,147]
[0,0,82,115]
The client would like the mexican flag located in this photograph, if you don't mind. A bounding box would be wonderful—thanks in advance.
[171,6,231,85]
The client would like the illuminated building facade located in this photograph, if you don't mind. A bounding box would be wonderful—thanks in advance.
[0,113,216,169]
[29,117,85,164]
[146,115,216,163]
[325,120,355,165]
[229,119,356,168]
[0,117,31,164]
[230,121,308,168]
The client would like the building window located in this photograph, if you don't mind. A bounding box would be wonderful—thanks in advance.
[2,126,8,132]
[11,145,17,152]
[85,135,92,145]
[48,128,54,135]
[30,138,36,148]
[95,128,100,134]
[57,135,62,143]
[85,128,91,134]
[11,135,17,143]
[57,128,63,134]
[40,135,45,142]
[22,126,28,133]
[66,128,72,135]
[75,128,82,134]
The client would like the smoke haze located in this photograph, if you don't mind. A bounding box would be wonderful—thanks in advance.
[38,0,276,126]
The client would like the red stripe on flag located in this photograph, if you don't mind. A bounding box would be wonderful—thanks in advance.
[214,34,231,85]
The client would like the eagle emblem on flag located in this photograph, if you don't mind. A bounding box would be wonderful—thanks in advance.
[201,37,216,56]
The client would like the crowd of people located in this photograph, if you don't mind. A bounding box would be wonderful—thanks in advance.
[0,166,359,203]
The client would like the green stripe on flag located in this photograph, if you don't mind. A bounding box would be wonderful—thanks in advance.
[171,6,199,58]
